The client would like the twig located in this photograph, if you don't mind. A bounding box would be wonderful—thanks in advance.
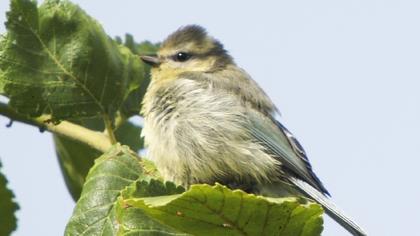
[0,102,113,153]
[103,114,117,144]
[114,112,127,131]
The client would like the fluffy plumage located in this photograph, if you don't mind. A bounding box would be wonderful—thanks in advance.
[140,25,366,236]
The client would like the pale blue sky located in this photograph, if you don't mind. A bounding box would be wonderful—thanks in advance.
[1,1,419,235]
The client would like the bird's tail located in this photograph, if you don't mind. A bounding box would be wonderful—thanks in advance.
[289,177,367,236]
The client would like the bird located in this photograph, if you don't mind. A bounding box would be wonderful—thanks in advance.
[140,25,366,236]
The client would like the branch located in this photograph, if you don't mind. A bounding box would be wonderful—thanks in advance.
[0,102,113,153]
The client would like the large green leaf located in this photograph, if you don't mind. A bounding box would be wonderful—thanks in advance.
[0,0,145,120]
[0,160,20,235]
[55,119,144,201]
[65,144,182,236]
[122,184,324,236]
[65,145,323,236]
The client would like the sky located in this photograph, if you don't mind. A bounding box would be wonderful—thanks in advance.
[1,0,419,235]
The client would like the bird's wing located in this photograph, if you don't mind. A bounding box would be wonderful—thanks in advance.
[247,110,367,236]
[273,119,330,195]
[247,109,329,195]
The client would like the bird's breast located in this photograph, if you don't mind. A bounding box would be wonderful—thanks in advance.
[141,78,280,187]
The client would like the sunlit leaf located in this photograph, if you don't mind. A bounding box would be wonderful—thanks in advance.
[123,184,324,236]
[0,0,145,119]
[65,144,182,236]
[65,144,323,236]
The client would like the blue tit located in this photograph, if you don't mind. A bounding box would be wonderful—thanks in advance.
[140,25,366,236]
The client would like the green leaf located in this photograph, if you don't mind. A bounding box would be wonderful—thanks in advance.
[54,133,100,201]
[122,34,158,56]
[115,179,186,235]
[123,184,324,236]
[65,144,323,235]
[55,119,143,201]
[0,0,145,120]
[0,77,4,94]
[65,144,183,236]
[0,160,20,235]
[119,37,158,117]
[0,37,5,95]
[0,68,4,95]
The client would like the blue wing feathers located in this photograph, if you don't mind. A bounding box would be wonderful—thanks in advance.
[274,120,331,196]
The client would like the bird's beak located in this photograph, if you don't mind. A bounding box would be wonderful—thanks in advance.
[140,55,161,67]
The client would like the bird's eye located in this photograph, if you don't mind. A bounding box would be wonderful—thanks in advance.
[174,52,191,62]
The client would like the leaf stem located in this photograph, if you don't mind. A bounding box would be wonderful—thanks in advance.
[0,102,113,153]
[103,114,117,144]
[114,112,127,131]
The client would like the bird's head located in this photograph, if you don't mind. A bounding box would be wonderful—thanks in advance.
[141,25,233,78]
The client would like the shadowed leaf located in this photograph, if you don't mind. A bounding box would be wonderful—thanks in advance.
[0,160,19,235]
[118,36,158,117]
[55,119,143,201]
